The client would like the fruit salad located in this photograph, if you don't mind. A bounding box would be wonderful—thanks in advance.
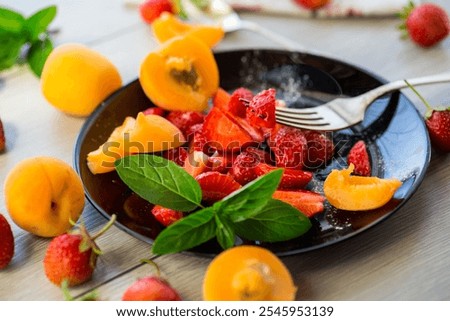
[86,29,403,254]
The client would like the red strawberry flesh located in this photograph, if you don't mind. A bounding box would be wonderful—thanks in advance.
[0,214,14,269]
[122,276,181,301]
[151,205,183,226]
[196,171,241,203]
[273,190,325,217]
[255,163,313,190]
[347,140,371,176]
[246,88,276,129]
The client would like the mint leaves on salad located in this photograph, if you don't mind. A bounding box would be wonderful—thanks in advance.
[0,5,57,76]
[115,154,312,255]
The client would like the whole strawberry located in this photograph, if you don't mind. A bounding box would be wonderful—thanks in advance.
[294,0,330,10]
[0,214,14,269]
[0,117,5,152]
[399,2,450,48]
[43,215,116,286]
[139,0,174,24]
[406,81,450,153]
[122,276,181,301]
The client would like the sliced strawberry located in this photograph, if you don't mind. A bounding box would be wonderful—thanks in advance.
[142,107,166,117]
[303,130,334,168]
[203,106,255,152]
[139,0,174,24]
[268,125,308,170]
[273,190,325,217]
[229,150,263,185]
[166,111,204,137]
[151,205,183,226]
[246,88,276,129]
[255,163,313,190]
[196,172,241,204]
[228,87,253,118]
[207,154,232,173]
[213,88,231,110]
[161,147,188,166]
[347,140,371,176]
[186,123,208,153]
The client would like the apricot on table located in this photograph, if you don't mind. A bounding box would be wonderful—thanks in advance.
[140,35,219,112]
[4,157,85,237]
[152,12,224,48]
[41,43,122,117]
[87,112,185,174]
[323,164,403,211]
[203,245,297,301]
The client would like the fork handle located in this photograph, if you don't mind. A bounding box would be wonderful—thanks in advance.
[362,72,450,103]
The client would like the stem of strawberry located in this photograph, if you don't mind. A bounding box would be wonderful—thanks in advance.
[405,80,434,117]
[140,258,161,277]
[91,214,117,241]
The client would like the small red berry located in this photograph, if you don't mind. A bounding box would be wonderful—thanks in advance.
[268,126,308,170]
[166,111,204,137]
[0,214,14,269]
[294,0,330,10]
[139,0,174,24]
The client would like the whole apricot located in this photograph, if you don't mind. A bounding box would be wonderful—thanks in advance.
[41,43,122,117]
[4,157,85,237]
[203,245,297,301]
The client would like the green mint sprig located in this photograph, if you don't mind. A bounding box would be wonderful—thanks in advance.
[0,5,57,77]
[115,154,312,255]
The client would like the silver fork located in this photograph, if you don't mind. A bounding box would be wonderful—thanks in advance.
[275,72,450,131]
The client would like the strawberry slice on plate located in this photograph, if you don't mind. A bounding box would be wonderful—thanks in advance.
[195,171,241,204]
[347,140,371,176]
[273,190,325,217]
[151,205,183,226]
[246,88,276,129]
[255,163,313,190]
[229,87,253,118]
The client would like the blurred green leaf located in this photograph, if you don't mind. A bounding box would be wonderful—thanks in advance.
[0,7,25,34]
[25,5,57,42]
[27,37,53,77]
[0,30,26,71]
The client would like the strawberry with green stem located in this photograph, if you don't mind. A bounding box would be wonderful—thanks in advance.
[406,81,450,153]
[399,1,450,48]
[43,215,117,286]
[122,259,181,301]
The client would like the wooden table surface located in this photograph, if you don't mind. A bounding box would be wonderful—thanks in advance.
[1,0,449,301]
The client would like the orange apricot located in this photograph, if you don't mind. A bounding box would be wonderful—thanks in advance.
[41,43,122,117]
[140,35,219,112]
[152,12,224,48]
[87,113,185,174]
[203,246,297,301]
[4,157,85,237]
[323,164,403,211]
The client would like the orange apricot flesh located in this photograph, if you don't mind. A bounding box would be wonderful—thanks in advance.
[87,113,185,174]
[203,245,297,301]
[323,164,402,211]
[152,13,224,48]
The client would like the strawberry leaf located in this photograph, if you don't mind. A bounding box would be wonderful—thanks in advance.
[152,207,216,254]
[216,169,283,222]
[115,155,202,212]
[230,199,312,242]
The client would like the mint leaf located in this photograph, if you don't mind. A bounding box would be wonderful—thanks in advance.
[152,207,216,254]
[0,31,25,71]
[27,37,53,76]
[0,7,25,34]
[231,199,312,242]
[25,5,57,42]
[115,154,202,212]
[215,215,235,250]
[218,169,283,222]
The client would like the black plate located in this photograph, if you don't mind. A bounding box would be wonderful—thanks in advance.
[74,49,430,257]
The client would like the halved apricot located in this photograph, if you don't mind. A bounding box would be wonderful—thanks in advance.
[203,245,296,301]
[152,13,224,48]
[140,35,219,112]
[87,113,185,174]
[323,164,402,211]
